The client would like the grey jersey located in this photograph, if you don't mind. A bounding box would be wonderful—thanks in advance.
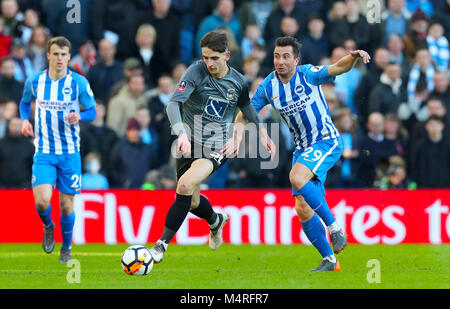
[170,60,251,149]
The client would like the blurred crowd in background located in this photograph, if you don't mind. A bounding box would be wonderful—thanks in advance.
[0,0,449,190]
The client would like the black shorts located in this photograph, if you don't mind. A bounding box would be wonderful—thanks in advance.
[176,143,228,180]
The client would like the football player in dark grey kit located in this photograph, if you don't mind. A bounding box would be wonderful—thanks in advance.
[149,30,275,263]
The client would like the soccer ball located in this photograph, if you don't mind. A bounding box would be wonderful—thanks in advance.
[121,245,154,276]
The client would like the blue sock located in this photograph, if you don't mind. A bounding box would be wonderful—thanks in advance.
[36,205,53,227]
[60,212,75,249]
[299,181,336,226]
[302,214,333,258]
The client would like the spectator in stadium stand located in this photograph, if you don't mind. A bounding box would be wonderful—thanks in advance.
[195,0,242,58]
[429,71,450,110]
[134,106,160,154]
[354,47,391,125]
[241,23,265,59]
[41,0,92,55]
[238,0,276,34]
[0,117,34,188]
[323,83,342,119]
[330,46,361,115]
[69,40,97,77]
[384,112,408,158]
[327,0,371,52]
[108,57,143,100]
[0,100,7,139]
[79,101,118,177]
[326,0,346,24]
[108,117,158,188]
[380,0,411,45]
[399,48,435,131]
[81,152,109,190]
[242,56,260,86]
[410,97,450,151]
[260,16,302,76]
[1,0,23,40]
[87,39,124,104]
[378,155,415,189]
[20,8,41,45]
[0,16,12,59]
[26,25,49,73]
[332,107,361,188]
[107,74,147,137]
[426,20,449,72]
[368,62,407,117]
[403,8,429,61]
[139,0,181,85]
[147,74,175,166]
[387,33,411,82]
[10,38,34,82]
[132,24,157,88]
[264,0,311,46]
[171,61,187,85]
[300,14,330,67]
[0,56,23,103]
[3,100,17,119]
[357,112,399,187]
[410,115,450,188]
[90,0,151,60]
[431,0,450,42]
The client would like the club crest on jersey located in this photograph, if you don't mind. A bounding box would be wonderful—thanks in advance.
[63,87,73,96]
[178,81,187,92]
[294,84,305,96]
[227,88,236,100]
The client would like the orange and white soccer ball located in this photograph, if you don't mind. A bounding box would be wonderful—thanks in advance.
[121,245,154,276]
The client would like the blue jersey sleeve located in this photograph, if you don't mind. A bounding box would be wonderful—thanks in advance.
[20,76,36,104]
[75,74,96,110]
[19,75,36,121]
[302,64,335,86]
[250,83,270,114]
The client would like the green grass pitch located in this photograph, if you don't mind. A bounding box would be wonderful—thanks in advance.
[0,244,448,289]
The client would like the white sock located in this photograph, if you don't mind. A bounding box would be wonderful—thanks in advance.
[158,239,169,251]
[208,214,220,230]
[324,254,336,263]
[327,222,341,234]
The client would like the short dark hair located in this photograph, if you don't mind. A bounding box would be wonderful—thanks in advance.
[200,30,228,53]
[1,56,14,65]
[426,114,445,125]
[275,36,302,58]
[47,36,71,53]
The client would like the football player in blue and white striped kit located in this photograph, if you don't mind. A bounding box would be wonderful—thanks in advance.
[20,37,97,263]
[235,36,370,271]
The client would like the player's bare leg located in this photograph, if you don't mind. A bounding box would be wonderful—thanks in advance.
[59,192,75,263]
[150,159,216,263]
[33,185,55,254]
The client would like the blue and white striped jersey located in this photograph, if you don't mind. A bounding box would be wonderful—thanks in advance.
[251,64,340,150]
[21,69,96,154]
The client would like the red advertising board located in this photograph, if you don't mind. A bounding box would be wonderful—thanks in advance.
[1,189,449,244]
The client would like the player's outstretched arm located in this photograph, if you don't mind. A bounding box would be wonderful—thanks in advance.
[328,50,371,76]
